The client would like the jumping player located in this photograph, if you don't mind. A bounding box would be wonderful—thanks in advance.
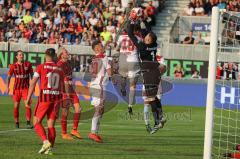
[88,40,112,143]
[117,29,142,115]
[7,50,33,128]
[26,48,64,155]
[127,8,166,133]
[57,47,82,140]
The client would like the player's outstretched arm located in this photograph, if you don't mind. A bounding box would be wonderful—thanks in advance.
[26,77,38,106]
[127,21,142,50]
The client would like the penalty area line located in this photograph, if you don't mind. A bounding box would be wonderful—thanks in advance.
[0,123,205,134]
[0,124,75,134]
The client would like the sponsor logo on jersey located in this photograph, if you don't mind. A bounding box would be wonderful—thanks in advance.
[44,65,62,71]
[146,47,157,51]
[15,74,29,78]
[43,90,60,95]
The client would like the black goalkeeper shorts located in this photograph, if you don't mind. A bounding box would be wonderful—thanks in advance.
[142,68,161,98]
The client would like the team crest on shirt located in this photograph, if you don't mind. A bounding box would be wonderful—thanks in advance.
[25,67,28,70]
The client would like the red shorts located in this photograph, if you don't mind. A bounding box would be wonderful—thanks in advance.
[63,93,79,105]
[34,102,59,121]
[12,89,28,102]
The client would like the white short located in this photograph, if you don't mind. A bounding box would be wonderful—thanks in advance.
[90,85,106,107]
[118,53,140,78]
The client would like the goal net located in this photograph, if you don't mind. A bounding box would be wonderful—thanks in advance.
[204,7,240,159]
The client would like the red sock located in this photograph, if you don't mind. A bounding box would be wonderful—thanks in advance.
[48,127,56,147]
[72,113,80,131]
[61,115,67,134]
[34,123,47,142]
[25,107,31,121]
[14,107,19,123]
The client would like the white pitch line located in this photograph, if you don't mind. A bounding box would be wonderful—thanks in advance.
[0,123,204,134]
[0,124,74,134]
[0,128,31,134]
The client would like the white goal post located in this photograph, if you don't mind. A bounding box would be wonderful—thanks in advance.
[203,7,220,159]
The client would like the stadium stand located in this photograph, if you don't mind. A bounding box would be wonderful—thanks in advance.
[0,0,238,80]
[0,0,165,46]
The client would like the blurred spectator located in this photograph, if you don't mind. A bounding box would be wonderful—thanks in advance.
[103,7,112,20]
[174,65,185,78]
[204,0,216,15]
[216,63,223,79]
[217,0,227,10]
[89,13,98,26]
[9,4,18,17]
[191,70,201,79]
[73,37,81,45]
[23,0,32,10]
[194,32,205,45]
[184,0,195,16]
[222,62,238,80]
[0,5,5,22]
[145,1,156,25]
[18,33,29,43]
[217,62,239,80]
[8,31,18,42]
[183,31,195,44]
[48,32,57,44]
[222,19,236,45]
[185,0,231,16]
[121,0,131,9]
[194,2,205,16]
[0,0,161,45]
[33,11,42,25]
[227,0,238,12]
[100,26,111,42]
[23,10,32,24]
[80,32,91,46]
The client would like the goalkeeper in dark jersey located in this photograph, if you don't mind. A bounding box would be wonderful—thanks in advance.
[127,8,167,134]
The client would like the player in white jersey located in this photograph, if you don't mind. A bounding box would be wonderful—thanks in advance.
[117,30,142,115]
[88,40,112,143]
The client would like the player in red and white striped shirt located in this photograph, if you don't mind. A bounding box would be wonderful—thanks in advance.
[26,48,64,155]
[57,47,82,140]
[7,50,33,129]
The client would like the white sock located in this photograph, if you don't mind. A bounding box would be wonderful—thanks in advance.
[144,104,150,125]
[129,88,136,105]
[91,116,101,134]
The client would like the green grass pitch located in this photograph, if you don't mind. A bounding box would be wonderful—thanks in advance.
[0,96,205,159]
